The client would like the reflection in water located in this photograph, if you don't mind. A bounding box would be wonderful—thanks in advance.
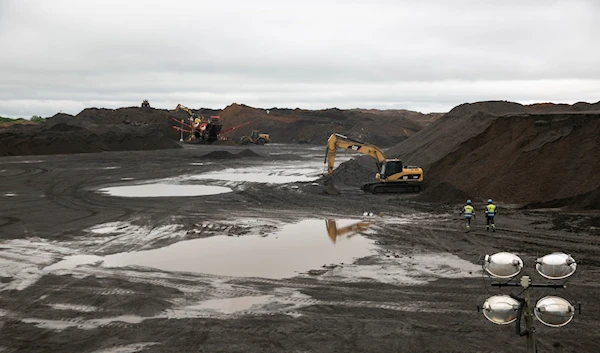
[326,219,371,243]
[45,219,377,279]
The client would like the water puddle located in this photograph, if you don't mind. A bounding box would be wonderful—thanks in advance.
[0,239,77,291]
[62,222,190,255]
[3,193,16,197]
[164,289,312,318]
[98,183,232,197]
[45,255,104,271]
[21,315,145,331]
[191,295,273,314]
[190,165,321,184]
[47,303,99,312]
[45,219,377,279]
[189,159,351,184]
[89,343,158,353]
[89,222,131,234]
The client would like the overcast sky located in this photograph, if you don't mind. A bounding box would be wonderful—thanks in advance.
[1,0,599,117]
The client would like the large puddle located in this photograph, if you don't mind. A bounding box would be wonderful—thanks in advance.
[98,183,232,197]
[190,164,321,184]
[189,159,352,184]
[191,295,274,314]
[45,219,377,279]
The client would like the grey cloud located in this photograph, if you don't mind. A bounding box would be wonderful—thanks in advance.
[1,0,599,117]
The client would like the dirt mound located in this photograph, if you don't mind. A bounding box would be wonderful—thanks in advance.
[332,101,530,185]
[45,122,85,132]
[527,101,600,113]
[332,100,600,209]
[386,100,600,169]
[351,109,444,127]
[424,112,600,207]
[218,103,427,147]
[74,107,183,140]
[326,158,377,188]
[45,104,432,148]
[199,151,238,159]
[0,119,180,156]
[414,182,471,204]
[524,186,600,210]
[236,149,261,158]
[386,101,532,168]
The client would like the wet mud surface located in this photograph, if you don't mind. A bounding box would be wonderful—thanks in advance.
[1,144,600,353]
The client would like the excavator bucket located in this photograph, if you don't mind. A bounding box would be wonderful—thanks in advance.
[323,175,340,195]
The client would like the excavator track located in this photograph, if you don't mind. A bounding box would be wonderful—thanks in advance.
[362,182,421,194]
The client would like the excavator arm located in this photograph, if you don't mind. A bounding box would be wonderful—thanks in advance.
[175,104,196,118]
[325,219,370,243]
[325,133,386,176]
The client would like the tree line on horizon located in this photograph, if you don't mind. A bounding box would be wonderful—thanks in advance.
[0,115,47,123]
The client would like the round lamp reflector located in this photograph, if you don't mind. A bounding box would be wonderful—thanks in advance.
[534,296,574,327]
[482,295,520,325]
[484,252,523,279]
[536,253,576,280]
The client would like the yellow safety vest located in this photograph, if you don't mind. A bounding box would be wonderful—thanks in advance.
[486,204,497,216]
[463,205,474,214]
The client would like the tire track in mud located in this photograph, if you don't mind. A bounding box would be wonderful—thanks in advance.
[392,214,600,265]
[474,226,600,254]
[0,165,103,237]
[0,167,50,216]
[33,166,148,239]
[54,262,478,317]
[0,216,20,229]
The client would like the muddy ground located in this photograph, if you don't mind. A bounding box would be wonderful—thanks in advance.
[1,144,599,353]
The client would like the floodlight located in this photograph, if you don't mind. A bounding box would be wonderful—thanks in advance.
[535,253,576,280]
[534,296,574,327]
[482,295,520,325]
[484,252,523,279]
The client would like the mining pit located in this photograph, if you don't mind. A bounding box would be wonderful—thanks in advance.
[1,143,599,353]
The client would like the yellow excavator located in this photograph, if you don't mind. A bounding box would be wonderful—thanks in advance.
[325,219,371,243]
[323,133,423,195]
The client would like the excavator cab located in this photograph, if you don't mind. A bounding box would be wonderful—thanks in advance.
[251,130,260,140]
[378,160,404,180]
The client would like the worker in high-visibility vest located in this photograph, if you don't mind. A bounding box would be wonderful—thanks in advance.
[485,199,497,232]
[460,200,475,232]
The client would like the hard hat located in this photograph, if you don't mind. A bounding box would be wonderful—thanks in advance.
[488,199,493,203]
[467,200,471,204]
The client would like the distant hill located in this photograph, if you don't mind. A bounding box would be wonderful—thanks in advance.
[216,104,431,146]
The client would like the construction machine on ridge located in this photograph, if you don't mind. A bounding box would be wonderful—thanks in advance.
[239,130,270,145]
[174,104,222,142]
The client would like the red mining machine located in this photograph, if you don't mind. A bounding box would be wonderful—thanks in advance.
[171,104,253,143]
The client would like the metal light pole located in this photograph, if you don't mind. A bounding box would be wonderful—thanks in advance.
[180,119,184,142]
[480,252,579,353]
[523,279,536,353]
